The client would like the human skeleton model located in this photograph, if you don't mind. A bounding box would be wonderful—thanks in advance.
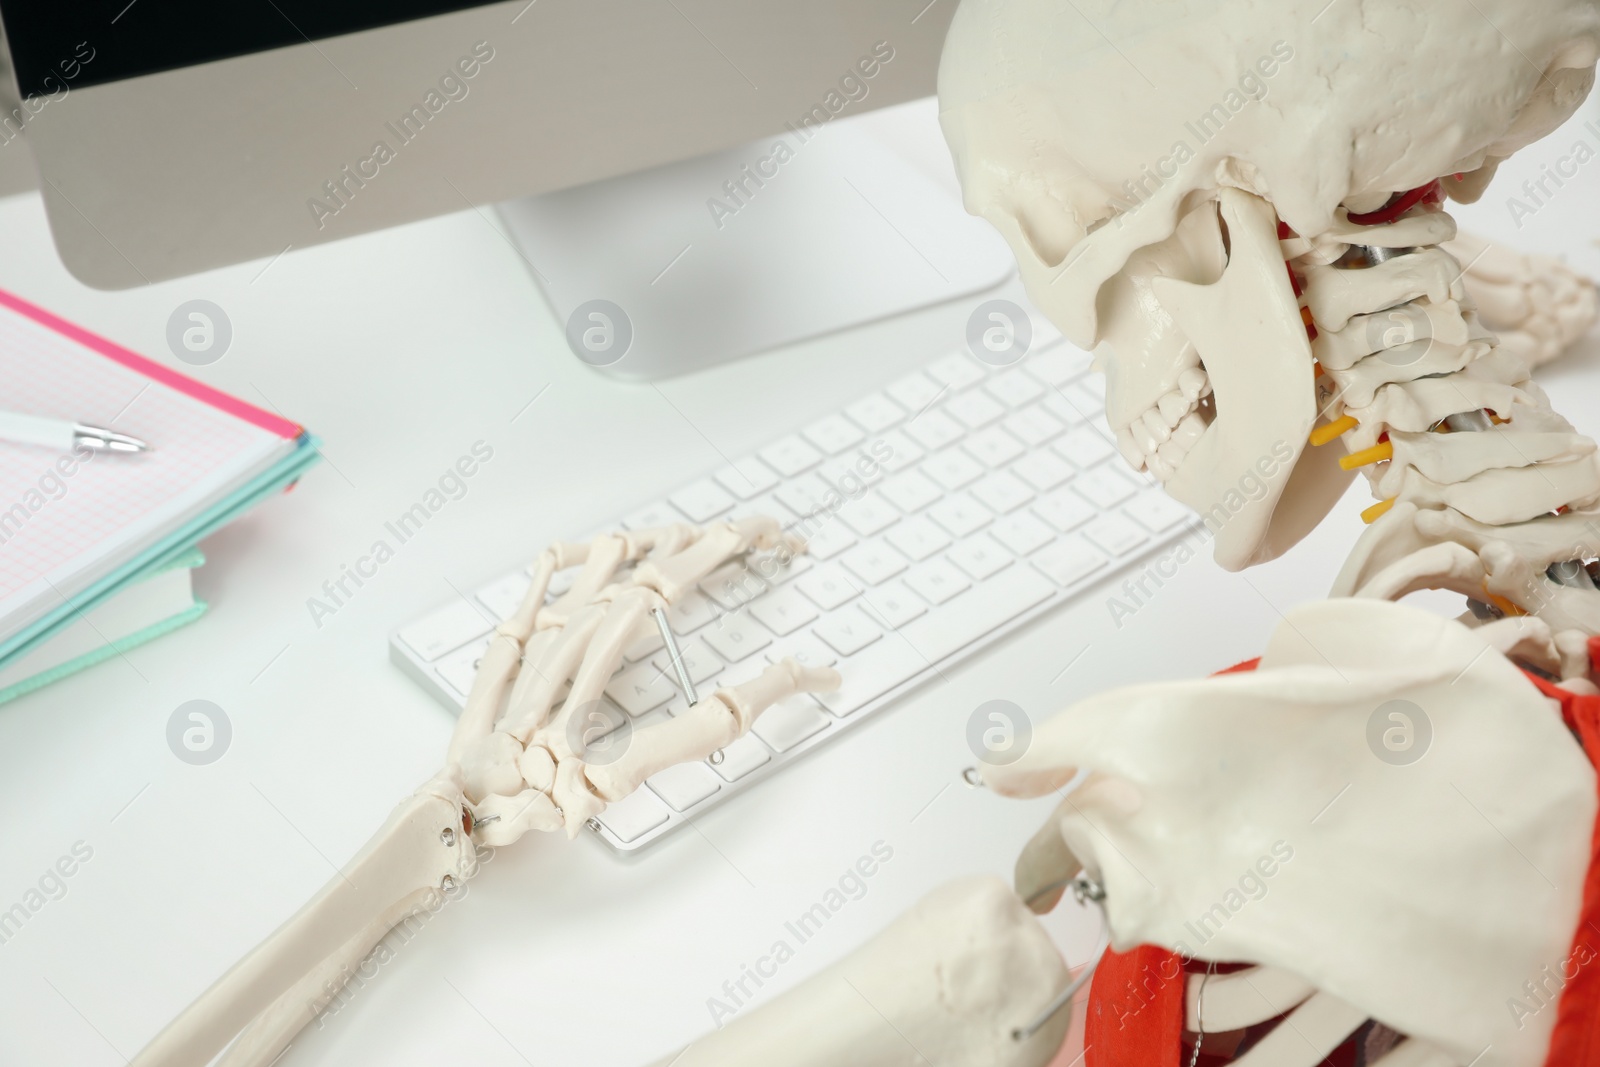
[131,2,1600,1066]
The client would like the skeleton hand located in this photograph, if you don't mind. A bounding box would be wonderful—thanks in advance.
[986,599,1594,1067]
[131,516,839,1067]
[1444,231,1599,371]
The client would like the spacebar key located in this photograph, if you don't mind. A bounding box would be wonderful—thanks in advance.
[815,566,1053,717]
[902,565,1053,662]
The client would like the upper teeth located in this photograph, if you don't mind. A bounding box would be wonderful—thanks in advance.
[1116,368,1212,482]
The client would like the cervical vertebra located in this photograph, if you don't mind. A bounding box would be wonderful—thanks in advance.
[1303,189,1600,632]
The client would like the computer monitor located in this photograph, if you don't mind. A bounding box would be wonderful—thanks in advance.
[0,2,1014,376]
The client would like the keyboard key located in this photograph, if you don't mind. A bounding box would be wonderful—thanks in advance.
[775,472,836,517]
[948,533,1014,581]
[819,450,888,491]
[817,566,1050,717]
[1040,391,1090,428]
[904,557,972,605]
[749,586,821,636]
[714,457,780,499]
[595,789,670,843]
[653,641,724,687]
[752,698,831,752]
[1026,346,1093,386]
[841,542,910,586]
[885,515,953,561]
[796,518,857,561]
[647,762,721,812]
[963,426,1026,468]
[887,371,944,413]
[476,571,531,621]
[874,430,924,472]
[971,471,1035,514]
[858,580,928,630]
[1054,427,1117,469]
[398,600,493,662]
[945,390,1005,429]
[1004,407,1066,447]
[1011,451,1074,491]
[1084,514,1150,557]
[700,614,774,663]
[991,511,1055,556]
[907,563,1051,655]
[985,371,1045,407]
[765,632,839,669]
[1065,382,1105,418]
[928,493,994,538]
[926,351,987,391]
[710,734,771,781]
[923,448,985,490]
[814,606,884,656]
[435,637,490,699]
[905,409,964,451]
[667,589,719,633]
[1076,465,1139,508]
[803,414,867,454]
[623,500,688,531]
[758,550,813,585]
[701,561,772,611]
[1034,536,1109,587]
[606,661,678,716]
[669,479,736,523]
[813,639,924,717]
[797,564,863,610]
[839,496,901,537]
[733,493,799,529]
[760,435,824,477]
[846,392,907,433]
[1033,487,1096,532]
[1125,489,1194,533]
[879,470,942,513]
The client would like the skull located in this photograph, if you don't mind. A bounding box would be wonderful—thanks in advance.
[939,0,1600,569]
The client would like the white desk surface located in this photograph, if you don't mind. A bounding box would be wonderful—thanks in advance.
[3,96,1600,1067]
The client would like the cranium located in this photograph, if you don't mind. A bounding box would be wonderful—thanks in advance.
[939,0,1600,569]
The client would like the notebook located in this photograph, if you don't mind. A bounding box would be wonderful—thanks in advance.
[0,288,319,666]
[0,548,206,704]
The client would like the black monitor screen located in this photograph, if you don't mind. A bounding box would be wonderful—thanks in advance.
[0,2,504,96]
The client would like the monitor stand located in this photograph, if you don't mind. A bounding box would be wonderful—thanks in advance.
[496,123,1015,380]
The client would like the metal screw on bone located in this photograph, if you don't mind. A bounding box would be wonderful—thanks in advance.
[440,874,458,893]
[961,766,986,788]
[709,749,726,765]
[440,827,456,848]
[651,607,699,705]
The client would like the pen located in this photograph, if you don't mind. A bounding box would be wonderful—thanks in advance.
[0,411,151,453]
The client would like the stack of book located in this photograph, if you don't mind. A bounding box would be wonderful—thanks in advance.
[0,289,318,704]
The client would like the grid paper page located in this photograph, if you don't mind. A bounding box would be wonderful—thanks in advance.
[0,305,287,628]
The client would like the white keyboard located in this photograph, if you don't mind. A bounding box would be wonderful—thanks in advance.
[390,335,1197,852]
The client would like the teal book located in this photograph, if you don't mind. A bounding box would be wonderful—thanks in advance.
[0,549,207,705]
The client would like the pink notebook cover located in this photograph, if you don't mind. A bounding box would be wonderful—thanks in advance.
[0,288,301,439]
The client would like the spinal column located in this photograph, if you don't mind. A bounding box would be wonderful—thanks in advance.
[1287,182,1600,636]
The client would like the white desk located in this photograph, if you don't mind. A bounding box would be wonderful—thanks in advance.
[2,97,1599,1066]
